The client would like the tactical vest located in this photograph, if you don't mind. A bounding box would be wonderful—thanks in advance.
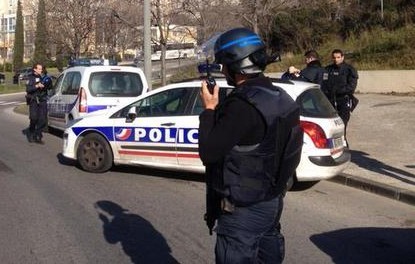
[212,83,302,207]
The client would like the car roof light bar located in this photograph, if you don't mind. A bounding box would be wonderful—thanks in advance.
[68,58,118,67]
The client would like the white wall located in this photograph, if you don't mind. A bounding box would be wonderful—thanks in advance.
[355,70,415,94]
[267,70,415,94]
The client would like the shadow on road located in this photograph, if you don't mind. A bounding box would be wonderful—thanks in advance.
[350,150,415,185]
[94,200,179,264]
[310,227,415,264]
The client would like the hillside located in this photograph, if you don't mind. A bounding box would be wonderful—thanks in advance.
[267,25,415,72]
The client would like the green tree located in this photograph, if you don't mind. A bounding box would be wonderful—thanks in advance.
[12,0,24,72]
[33,0,48,64]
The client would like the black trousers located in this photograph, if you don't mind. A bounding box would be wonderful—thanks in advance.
[214,196,285,263]
[28,100,48,139]
[334,97,351,140]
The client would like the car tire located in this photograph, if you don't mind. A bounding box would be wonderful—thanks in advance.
[77,133,113,173]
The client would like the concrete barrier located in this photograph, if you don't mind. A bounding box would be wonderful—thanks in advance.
[355,70,415,94]
[267,70,415,94]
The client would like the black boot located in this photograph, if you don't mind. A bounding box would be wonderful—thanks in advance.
[34,134,44,144]
[23,129,35,143]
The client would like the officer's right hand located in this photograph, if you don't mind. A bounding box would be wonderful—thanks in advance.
[200,80,219,110]
[288,66,300,74]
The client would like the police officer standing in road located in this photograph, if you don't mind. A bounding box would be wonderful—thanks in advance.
[198,28,303,263]
[25,63,50,143]
[323,49,359,144]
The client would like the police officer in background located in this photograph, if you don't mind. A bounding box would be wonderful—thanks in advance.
[25,63,51,143]
[281,50,326,86]
[199,28,303,263]
[323,49,358,144]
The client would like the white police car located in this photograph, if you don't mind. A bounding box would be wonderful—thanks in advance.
[47,58,148,131]
[62,78,350,185]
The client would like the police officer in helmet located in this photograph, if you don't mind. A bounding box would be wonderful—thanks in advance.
[199,28,303,263]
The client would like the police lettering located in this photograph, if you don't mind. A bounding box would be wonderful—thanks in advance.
[134,127,198,144]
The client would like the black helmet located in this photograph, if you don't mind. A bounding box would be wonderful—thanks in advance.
[214,27,267,74]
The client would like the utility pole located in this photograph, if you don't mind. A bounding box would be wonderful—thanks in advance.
[143,0,152,90]
[112,6,151,90]
[380,0,384,20]
[1,14,6,72]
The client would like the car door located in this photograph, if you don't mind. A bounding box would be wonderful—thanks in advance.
[60,71,82,121]
[177,86,234,170]
[47,73,65,128]
[48,71,82,129]
[111,87,195,169]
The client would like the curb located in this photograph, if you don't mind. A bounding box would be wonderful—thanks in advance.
[329,173,415,206]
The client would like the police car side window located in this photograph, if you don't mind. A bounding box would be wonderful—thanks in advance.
[53,74,64,93]
[136,88,192,117]
[297,88,337,118]
[61,72,81,95]
[191,87,233,115]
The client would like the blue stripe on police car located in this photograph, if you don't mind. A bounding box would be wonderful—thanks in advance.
[114,127,199,144]
[72,126,199,144]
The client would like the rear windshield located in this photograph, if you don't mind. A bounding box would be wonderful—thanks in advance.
[296,88,338,118]
[89,72,144,97]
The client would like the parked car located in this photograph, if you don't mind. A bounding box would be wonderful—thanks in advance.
[18,67,32,82]
[61,78,350,186]
[47,58,148,131]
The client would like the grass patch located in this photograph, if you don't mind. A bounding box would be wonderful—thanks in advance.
[14,103,29,115]
[168,63,199,83]
[266,26,415,72]
[0,83,26,94]
[0,67,61,95]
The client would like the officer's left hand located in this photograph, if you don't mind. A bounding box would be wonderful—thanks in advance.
[200,80,219,110]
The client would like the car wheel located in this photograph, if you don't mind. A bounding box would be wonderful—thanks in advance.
[77,133,113,173]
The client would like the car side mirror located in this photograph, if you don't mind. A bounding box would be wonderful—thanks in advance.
[126,106,137,123]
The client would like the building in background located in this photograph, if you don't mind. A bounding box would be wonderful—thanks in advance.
[1,0,198,64]
[0,0,36,63]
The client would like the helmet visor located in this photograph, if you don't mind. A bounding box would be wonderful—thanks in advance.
[197,32,222,63]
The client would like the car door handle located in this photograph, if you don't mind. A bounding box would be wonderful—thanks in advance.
[161,122,175,126]
[53,99,62,102]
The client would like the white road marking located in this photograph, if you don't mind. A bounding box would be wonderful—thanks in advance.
[0,101,24,106]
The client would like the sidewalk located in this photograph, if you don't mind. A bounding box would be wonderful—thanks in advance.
[327,93,415,206]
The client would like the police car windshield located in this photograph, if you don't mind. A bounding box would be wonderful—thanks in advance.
[89,72,143,97]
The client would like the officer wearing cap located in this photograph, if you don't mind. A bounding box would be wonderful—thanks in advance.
[199,27,303,263]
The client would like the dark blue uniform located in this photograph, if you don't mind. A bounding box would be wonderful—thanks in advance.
[199,75,303,263]
[25,72,50,143]
[323,62,358,139]
[281,60,326,86]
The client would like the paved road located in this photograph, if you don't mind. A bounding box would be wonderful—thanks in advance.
[0,96,414,263]
[333,93,415,205]
[0,93,25,107]
[2,91,415,206]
